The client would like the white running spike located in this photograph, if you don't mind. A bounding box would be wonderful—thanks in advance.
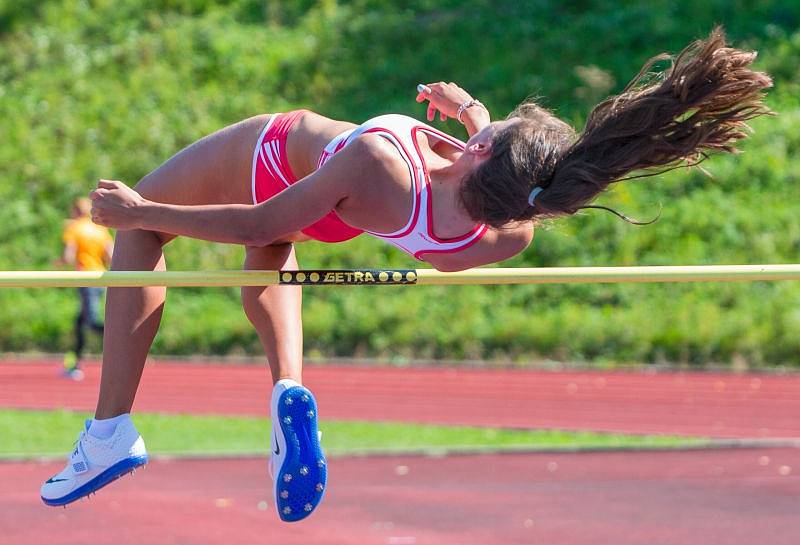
[304,503,313,512]
[307,410,315,418]
[280,490,289,499]
[299,466,309,476]
[283,473,292,483]
[283,416,292,425]
[42,418,147,509]
[282,506,291,515]
[316,483,324,492]
[285,397,294,405]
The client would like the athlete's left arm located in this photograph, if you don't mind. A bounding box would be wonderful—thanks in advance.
[421,224,534,272]
[416,82,491,137]
[88,135,382,246]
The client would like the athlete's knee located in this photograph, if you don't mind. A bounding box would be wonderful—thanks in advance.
[245,243,294,265]
[108,229,171,272]
[114,228,171,250]
[240,243,296,321]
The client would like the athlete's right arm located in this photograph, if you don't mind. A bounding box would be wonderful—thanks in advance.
[89,135,386,246]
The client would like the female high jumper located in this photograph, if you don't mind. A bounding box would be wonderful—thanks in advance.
[41,29,771,522]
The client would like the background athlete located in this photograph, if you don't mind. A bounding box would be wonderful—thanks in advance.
[57,197,114,380]
[41,29,772,521]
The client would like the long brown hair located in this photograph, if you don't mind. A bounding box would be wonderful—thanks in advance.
[460,27,773,228]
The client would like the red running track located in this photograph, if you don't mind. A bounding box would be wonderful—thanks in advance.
[2,448,799,545]
[1,359,799,438]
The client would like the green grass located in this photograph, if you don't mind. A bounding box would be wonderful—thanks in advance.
[0,409,703,459]
[3,1,800,366]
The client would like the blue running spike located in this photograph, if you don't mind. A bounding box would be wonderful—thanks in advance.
[274,386,327,522]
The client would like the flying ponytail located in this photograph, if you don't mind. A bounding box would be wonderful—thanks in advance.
[460,27,773,227]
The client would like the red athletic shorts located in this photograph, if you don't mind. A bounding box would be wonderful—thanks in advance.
[251,110,363,243]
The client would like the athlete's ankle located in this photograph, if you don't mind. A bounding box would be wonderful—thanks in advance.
[94,405,133,420]
[88,413,132,439]
[274,378,301,388]
[274,376,302,387]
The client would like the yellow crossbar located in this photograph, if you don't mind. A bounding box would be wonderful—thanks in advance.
[0,265,799,288]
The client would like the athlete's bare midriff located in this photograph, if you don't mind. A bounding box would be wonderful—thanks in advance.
[284,111,358,179]
[244,111,360,244]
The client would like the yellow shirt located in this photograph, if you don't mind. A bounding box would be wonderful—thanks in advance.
[62,217,113,271]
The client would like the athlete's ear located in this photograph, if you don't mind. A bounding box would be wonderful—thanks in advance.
[466,141,493,160]
[467,142,492,155]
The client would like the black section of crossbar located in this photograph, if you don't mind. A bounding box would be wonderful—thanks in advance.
[277,269,418,285]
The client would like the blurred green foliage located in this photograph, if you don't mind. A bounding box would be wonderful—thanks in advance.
[1,1,799,366]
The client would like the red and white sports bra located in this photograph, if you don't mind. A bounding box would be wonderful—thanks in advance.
[318,114,488,259]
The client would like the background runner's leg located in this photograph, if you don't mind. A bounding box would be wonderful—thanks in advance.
[86,287,105,332]
[74,288,87,360]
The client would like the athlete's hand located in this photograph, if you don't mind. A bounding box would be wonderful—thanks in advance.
[89,179,147,230]
[416,82,478,122]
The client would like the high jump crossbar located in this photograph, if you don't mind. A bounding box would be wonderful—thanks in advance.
[1,265,800,287]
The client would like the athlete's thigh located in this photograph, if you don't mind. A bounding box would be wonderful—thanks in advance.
[134,114,271,207]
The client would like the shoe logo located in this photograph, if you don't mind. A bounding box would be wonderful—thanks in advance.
[45,477,68,484]
[272,433,280,456]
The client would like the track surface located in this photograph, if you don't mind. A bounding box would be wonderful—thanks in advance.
[2,359,799,438]
[3,359,800,544]
[3,449,798,545]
